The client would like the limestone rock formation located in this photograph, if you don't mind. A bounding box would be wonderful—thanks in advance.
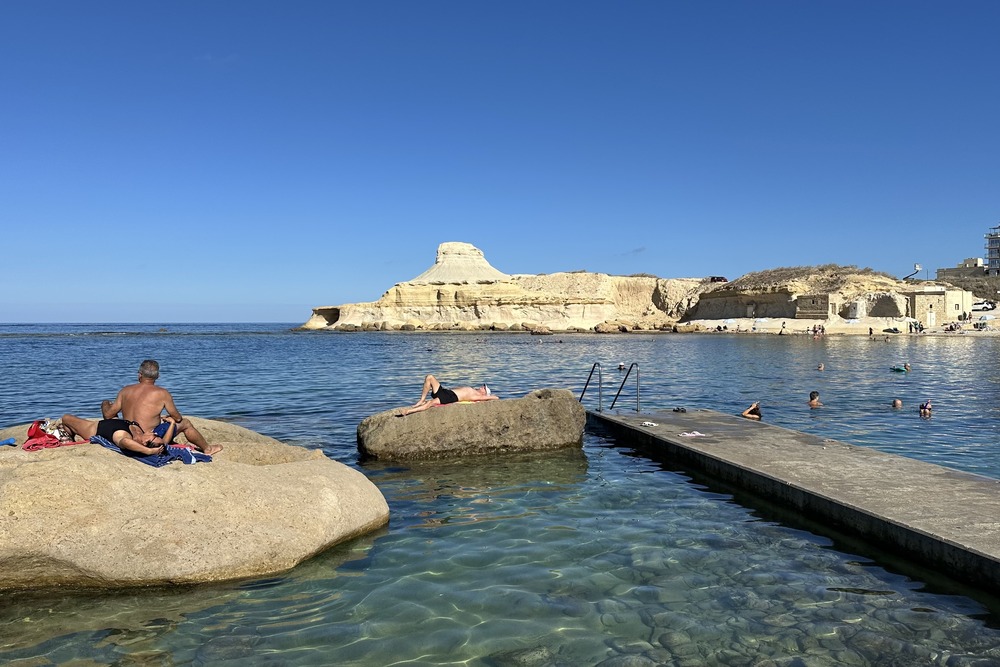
[303,242,709,332]
[691,265,913,320]
[408,241,511,284]
[357,389,586,461]
[0,417,389,590]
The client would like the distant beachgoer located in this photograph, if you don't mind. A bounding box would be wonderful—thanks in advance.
[892,399,903,409]
[808,391,822,408]
[779,321,787,335]
[399,374,499,416]
[919,400,932,417]
[817,363,825,371]
[869,327,874,337]
[741,402,762,421]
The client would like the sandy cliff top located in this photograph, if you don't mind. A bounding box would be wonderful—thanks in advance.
[405,241,511,285]
[712,265,904,298]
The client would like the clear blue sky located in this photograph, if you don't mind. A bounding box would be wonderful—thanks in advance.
[2,1,998,323]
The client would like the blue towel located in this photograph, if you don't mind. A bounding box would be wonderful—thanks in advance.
[90,436,212,467]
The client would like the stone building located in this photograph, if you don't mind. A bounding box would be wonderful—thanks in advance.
[794,294,837,319]
[903,286,974,327]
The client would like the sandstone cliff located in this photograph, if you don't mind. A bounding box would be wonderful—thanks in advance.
[303,242,710,332]
[303,248,970,333]
[691,265,926,320]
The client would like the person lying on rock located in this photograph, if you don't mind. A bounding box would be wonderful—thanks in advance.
[399,374,499,416]
[59,414,173,456]
[102,359,222,455]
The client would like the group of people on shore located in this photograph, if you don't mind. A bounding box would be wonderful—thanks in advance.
[57,360,221,456]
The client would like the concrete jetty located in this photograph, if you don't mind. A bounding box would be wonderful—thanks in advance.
[588,408,1000,595]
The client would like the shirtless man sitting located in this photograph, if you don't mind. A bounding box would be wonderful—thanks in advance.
[399,374,499,416]
[102,359,222,455]
[59,415,173,456]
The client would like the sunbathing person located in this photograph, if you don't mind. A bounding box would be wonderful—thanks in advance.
[400,374,499,416]
[59,414,172,456]
[102,359,221,455]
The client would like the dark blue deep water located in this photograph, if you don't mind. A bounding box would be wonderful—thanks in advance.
[1,324,999,665]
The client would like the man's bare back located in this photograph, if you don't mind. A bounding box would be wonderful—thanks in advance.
[112,383,179,432]
[103,360,221,455]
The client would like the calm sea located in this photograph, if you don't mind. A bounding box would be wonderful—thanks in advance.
[1,324,999,665]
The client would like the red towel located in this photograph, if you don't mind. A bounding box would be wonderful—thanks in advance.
[22,434,68,451]
[23,420,82,452]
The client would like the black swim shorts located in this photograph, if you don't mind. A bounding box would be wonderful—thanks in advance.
[96,418,134,442]
[433,386,459,405]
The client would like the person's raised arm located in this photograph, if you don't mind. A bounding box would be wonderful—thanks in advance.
[741,403,761,420]
[102,392,123,419]
[160,418,177,444]
[163,392,183,423]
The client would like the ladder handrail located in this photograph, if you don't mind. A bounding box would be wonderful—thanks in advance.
[579,362,603,412]
[609,363,640,412]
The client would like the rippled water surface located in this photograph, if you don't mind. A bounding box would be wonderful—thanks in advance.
[1,324,999,665]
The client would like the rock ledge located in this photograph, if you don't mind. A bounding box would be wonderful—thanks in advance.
[0,417,389,590]
[357,389,586,461]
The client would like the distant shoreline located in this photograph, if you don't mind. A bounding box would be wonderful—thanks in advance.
[300,315,1000,337]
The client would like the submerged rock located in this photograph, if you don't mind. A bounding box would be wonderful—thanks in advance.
[357,388,586,461]
[0,417,389,590]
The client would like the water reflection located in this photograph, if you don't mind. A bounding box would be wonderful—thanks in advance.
[365,449,589,529]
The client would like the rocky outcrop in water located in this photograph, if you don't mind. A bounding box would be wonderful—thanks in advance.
[357,389,586,460]
[303,247,975,332]
[302,242,710,332]
[0,418,389,590]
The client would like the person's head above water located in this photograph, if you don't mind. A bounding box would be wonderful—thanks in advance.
[892,399,903,409]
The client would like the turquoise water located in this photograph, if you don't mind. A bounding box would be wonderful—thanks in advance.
[1,325,999,665]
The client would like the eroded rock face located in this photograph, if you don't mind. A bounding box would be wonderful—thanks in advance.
[408,241,511,284]
[357,389,586,461]
[690,266,913,321]
[303,242,709,332]
[0,418,389,591]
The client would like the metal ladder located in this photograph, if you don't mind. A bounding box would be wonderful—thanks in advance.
[579,362,640,413]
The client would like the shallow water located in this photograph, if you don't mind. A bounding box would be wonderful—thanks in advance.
[1,325,999,665]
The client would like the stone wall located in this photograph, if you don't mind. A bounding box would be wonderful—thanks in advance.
[795,294,835,319]
[692,291,797,320]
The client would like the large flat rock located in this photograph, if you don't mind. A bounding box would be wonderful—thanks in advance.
[0,417,389,590]
[357,388,586,461]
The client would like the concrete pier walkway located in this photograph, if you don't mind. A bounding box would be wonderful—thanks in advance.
[588,408,1000,595]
